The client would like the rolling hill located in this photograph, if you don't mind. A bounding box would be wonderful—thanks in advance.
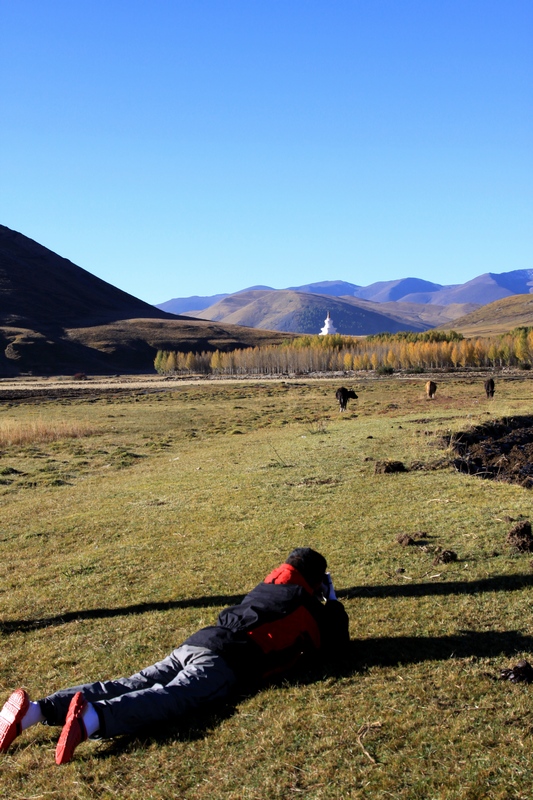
[157,285,275,315]
[348,273,533,305]
[437,295,533,337]
[0,224,175,328]
[342,297,478,328]
[352,277,445,303]
[186,288,478,335]
[0,225,291,375]
[286,280,361,297]
[4,222,532,376]
[398,272,533,306]
[160,270,533,320]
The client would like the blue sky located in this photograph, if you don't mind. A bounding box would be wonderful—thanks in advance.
[1,1,531,305]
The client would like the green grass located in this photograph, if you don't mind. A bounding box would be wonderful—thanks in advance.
[1,375,533,798]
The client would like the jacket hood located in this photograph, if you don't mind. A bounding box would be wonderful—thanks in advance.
[263,563,314,595]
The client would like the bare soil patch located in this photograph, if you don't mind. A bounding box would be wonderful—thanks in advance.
[396,531,429,546]
[375,460,407,474]
[506,520,533,551]
[448,415,533,488]
[433,548,458,565]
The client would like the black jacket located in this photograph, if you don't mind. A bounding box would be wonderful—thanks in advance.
[184,563,349,680]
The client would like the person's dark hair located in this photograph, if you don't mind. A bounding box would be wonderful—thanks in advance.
[286,547,327,588]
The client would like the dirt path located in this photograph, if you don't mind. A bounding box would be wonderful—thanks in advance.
[0,373,322,402]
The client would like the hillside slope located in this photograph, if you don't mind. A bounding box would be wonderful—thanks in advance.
[356,271,533,306]
[412,272,533,306]
[353,277,445,303]
[189,289,478,334]
[160,270,533,314]
[188,289,433,334]
[0,224,176,327]
[437,294,533,337]
[342,297,479,328]
[0,226,291,375]
[287,280,361,296]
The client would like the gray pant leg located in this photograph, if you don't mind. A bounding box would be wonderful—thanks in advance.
[40,645,237,738]
[97,645,237,737]
[40,648,189,725]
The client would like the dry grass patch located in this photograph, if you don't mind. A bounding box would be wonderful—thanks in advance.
[0,419,99,448]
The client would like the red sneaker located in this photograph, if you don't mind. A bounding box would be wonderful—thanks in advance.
[55,692,88,765]
[0,688,29,752]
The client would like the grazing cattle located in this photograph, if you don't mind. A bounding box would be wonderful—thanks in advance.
[336,386,358,412]
[425,380,437,399]
[484,377,495,398]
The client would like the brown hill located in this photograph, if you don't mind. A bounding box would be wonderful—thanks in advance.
[189,288,426,334]
[188,288,476,334]
[437,294,533,337]
[0,225,291,375]
[340,297,479,328]
[0,224,177,328]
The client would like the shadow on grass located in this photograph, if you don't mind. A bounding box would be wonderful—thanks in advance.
[93,701,243,757]
[92,628,533,759]
[338,572,533,600]
[3,573,533,634]
[0,594,245,634]
[334,629,533,672]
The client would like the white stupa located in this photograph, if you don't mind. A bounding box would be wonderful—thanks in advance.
[319,311,337,336]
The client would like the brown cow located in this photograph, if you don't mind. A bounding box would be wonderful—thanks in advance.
[484,377,495,398]
[425,380,437,399]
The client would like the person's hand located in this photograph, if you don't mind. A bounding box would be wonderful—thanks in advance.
[322,572,337,601]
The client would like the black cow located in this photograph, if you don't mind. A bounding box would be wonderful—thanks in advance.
[336,387,358,412]
[484,377,495,398]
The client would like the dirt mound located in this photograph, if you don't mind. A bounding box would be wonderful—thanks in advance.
[375,460,407,474]
[499,660,533,683]
[433,548,458,565]
[447,416,533,488]
[506,520,533,552]
[396,531,428,546]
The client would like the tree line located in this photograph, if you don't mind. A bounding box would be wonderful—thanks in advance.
[154,328,533,376]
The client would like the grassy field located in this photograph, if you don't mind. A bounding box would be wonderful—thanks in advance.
[1,373,533,799]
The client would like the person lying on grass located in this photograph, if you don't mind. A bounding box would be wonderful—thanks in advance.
[0,547,349,765]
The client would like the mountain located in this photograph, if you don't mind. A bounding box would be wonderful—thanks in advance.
[157,293,229,314]
[437,294,533,337]
[185,286,479,334]
[187,289,438,335]
[157,281,361,315]
[341,297,479,328]
[0,225,291,375]
[350,272,533,306]
[352,277,445,303]
[287,280,361,296]
[6,220,531,377]
[159,270,533,323]
[0,224,175,328]
[418,272,533,305]
[158,285,275,315]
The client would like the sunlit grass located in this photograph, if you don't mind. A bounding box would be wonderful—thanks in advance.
[0,418,99,448]
[1,375,533,798]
